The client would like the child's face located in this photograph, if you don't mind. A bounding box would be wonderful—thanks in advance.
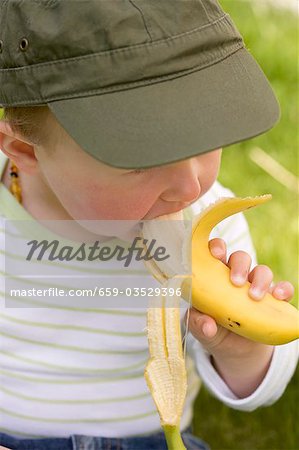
[35,126,222,228]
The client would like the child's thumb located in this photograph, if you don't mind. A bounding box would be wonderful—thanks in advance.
[185,307,218,342]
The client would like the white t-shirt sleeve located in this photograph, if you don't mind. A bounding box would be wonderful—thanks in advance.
[185,181,299,411]
[187,336,298,411]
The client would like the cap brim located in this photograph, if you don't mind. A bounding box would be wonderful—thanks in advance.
[48,47,280,169]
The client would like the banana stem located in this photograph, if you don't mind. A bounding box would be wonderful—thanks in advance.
[163,425,187,450]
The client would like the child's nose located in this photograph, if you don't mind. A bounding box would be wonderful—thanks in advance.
[160,159,201,204]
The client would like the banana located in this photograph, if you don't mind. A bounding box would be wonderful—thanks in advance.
[142,195,299,345]
[142,194,299,450]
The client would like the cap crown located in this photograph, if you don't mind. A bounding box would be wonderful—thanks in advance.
[0,0,243,106]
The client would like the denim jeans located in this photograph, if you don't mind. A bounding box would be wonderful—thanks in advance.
[0,427,210,450]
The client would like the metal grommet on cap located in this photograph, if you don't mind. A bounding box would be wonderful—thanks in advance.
[19,37,29,52]
[0,40,3,53]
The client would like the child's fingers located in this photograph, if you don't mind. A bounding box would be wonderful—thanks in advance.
[227,250,251,286]
[248,265,273,300]
[209,238,227,264]
[269,281,294,302]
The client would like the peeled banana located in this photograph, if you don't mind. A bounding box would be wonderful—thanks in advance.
[142,195,299,450]
[143,195,299,345]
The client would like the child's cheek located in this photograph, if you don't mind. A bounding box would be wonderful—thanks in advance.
[76,179,157,220]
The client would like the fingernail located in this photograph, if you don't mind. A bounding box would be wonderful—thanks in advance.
[202,322,211,337]
[232,274,246,286]
[249,287,263,300]
[210,247,223,257]
[274,287,284,299]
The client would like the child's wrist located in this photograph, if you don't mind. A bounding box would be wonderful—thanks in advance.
[209,344,275,398]
[210,341,274,368]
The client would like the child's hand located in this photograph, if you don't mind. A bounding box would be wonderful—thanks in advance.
[186,238,294,357]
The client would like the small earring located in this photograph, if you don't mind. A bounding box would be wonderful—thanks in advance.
[9,160,22,204]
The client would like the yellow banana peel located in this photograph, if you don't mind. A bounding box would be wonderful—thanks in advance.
[188,195,299,345]
[144,279,187,449]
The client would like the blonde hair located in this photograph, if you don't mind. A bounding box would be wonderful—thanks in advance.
[2,106,55,148]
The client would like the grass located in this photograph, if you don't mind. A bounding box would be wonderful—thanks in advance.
[193,2,298,449]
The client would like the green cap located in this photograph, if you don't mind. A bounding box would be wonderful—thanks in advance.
[0,0,280,168]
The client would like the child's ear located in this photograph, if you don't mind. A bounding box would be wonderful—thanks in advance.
[0,120,38,175]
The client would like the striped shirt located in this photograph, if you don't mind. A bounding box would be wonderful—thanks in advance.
[0,152,298,438]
